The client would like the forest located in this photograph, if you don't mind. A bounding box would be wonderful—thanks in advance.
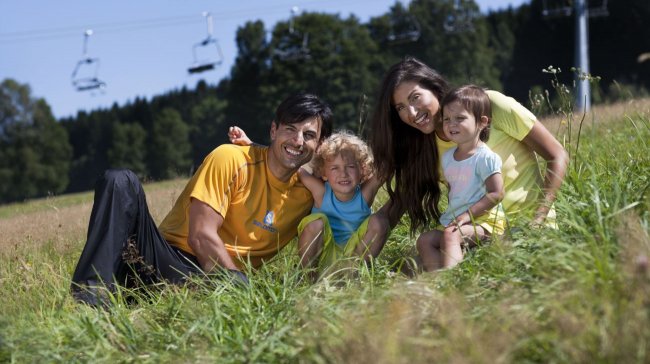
[1,0,648,203]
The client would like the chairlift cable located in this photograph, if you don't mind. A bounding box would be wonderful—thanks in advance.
[0,16,199,44]
[0,0,384,44]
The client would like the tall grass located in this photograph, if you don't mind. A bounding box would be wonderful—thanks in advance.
[1,102,649,363]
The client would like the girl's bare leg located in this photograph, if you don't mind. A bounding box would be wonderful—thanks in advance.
[442,224,488,268]
[416,230,445,272]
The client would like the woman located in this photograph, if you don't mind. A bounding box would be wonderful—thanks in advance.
[363,57,568,256]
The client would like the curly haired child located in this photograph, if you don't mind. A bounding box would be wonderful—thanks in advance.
[228,127,382,279]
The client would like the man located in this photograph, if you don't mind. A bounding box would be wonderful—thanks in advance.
[71,92,333,305]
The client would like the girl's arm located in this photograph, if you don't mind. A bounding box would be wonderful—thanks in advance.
[451,173,504,227]
[228,126,253,146]
[522,121,569,225]
[298,168,326,208]
[361,174,383,208]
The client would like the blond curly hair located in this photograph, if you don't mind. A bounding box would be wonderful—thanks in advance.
[311,130,374,182]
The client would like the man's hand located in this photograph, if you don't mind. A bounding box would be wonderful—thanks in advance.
[204,268,250,288]
[228,126,253,146]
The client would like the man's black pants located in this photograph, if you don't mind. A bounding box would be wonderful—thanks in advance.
[71,169,201,305]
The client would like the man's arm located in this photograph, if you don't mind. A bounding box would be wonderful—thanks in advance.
[188,198,239,272]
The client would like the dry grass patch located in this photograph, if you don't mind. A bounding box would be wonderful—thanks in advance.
[0,178,188,255]
[539,96,650,132]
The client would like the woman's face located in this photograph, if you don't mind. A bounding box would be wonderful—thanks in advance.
[391,81,440,135]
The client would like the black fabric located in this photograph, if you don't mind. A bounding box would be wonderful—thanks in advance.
[71,169,201,304]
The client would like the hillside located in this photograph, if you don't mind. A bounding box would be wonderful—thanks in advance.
[1,98,649,363]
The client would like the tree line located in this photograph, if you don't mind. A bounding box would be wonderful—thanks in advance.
[1,0,648,204]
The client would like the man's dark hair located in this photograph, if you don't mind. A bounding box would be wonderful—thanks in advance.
[275,92,333,141]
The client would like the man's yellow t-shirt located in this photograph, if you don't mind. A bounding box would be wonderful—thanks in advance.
[159,144,313,268]
[437,90,548,223]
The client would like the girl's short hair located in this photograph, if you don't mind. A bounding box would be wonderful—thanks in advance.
[311,130,374,181]
[441,85,492,141]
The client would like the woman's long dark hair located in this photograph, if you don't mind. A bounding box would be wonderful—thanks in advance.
[369,57,449,234]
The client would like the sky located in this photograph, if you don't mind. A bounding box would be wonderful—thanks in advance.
[0,0,529,119]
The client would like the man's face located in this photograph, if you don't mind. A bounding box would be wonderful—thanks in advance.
[268,117,321,181]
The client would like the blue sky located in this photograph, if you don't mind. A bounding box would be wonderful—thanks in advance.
[0,0,529,119]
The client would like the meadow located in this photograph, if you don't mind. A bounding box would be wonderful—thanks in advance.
[1,98,649,363]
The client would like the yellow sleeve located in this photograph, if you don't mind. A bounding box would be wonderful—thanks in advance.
[487,90,537,141]
[189,144,247,219]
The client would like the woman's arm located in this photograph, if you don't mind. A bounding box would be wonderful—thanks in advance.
[522,121,569,225]
[298,168,326,208]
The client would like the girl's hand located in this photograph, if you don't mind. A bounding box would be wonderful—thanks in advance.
[228,126,253,146]
[449,212,471,229]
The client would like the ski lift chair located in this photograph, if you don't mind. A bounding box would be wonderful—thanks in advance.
[387,16,421,44]
[588,0,609,17]
[443,1,476,34]
[272,7,311,62]
[385,4,421,45]
[542,0,609,19]
[71,58,106,91]
[273,32,311,61]
[71,30,107,92]
[542,0,573,18]
[188,12,224,74]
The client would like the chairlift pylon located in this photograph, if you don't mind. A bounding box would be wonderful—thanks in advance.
[188,12,224,74]
[71,29,107,92]
[272,7,311,62]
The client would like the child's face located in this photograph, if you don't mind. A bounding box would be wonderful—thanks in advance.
[441,101,486,146]
[322,150,362,199]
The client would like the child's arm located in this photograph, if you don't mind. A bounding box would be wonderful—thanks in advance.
[298,168,326,208]
[450,173,504,227]
[228,126,253,146]
[360,174,383,207]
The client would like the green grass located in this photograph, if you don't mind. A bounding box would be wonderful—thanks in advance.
[1,110,649,363]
